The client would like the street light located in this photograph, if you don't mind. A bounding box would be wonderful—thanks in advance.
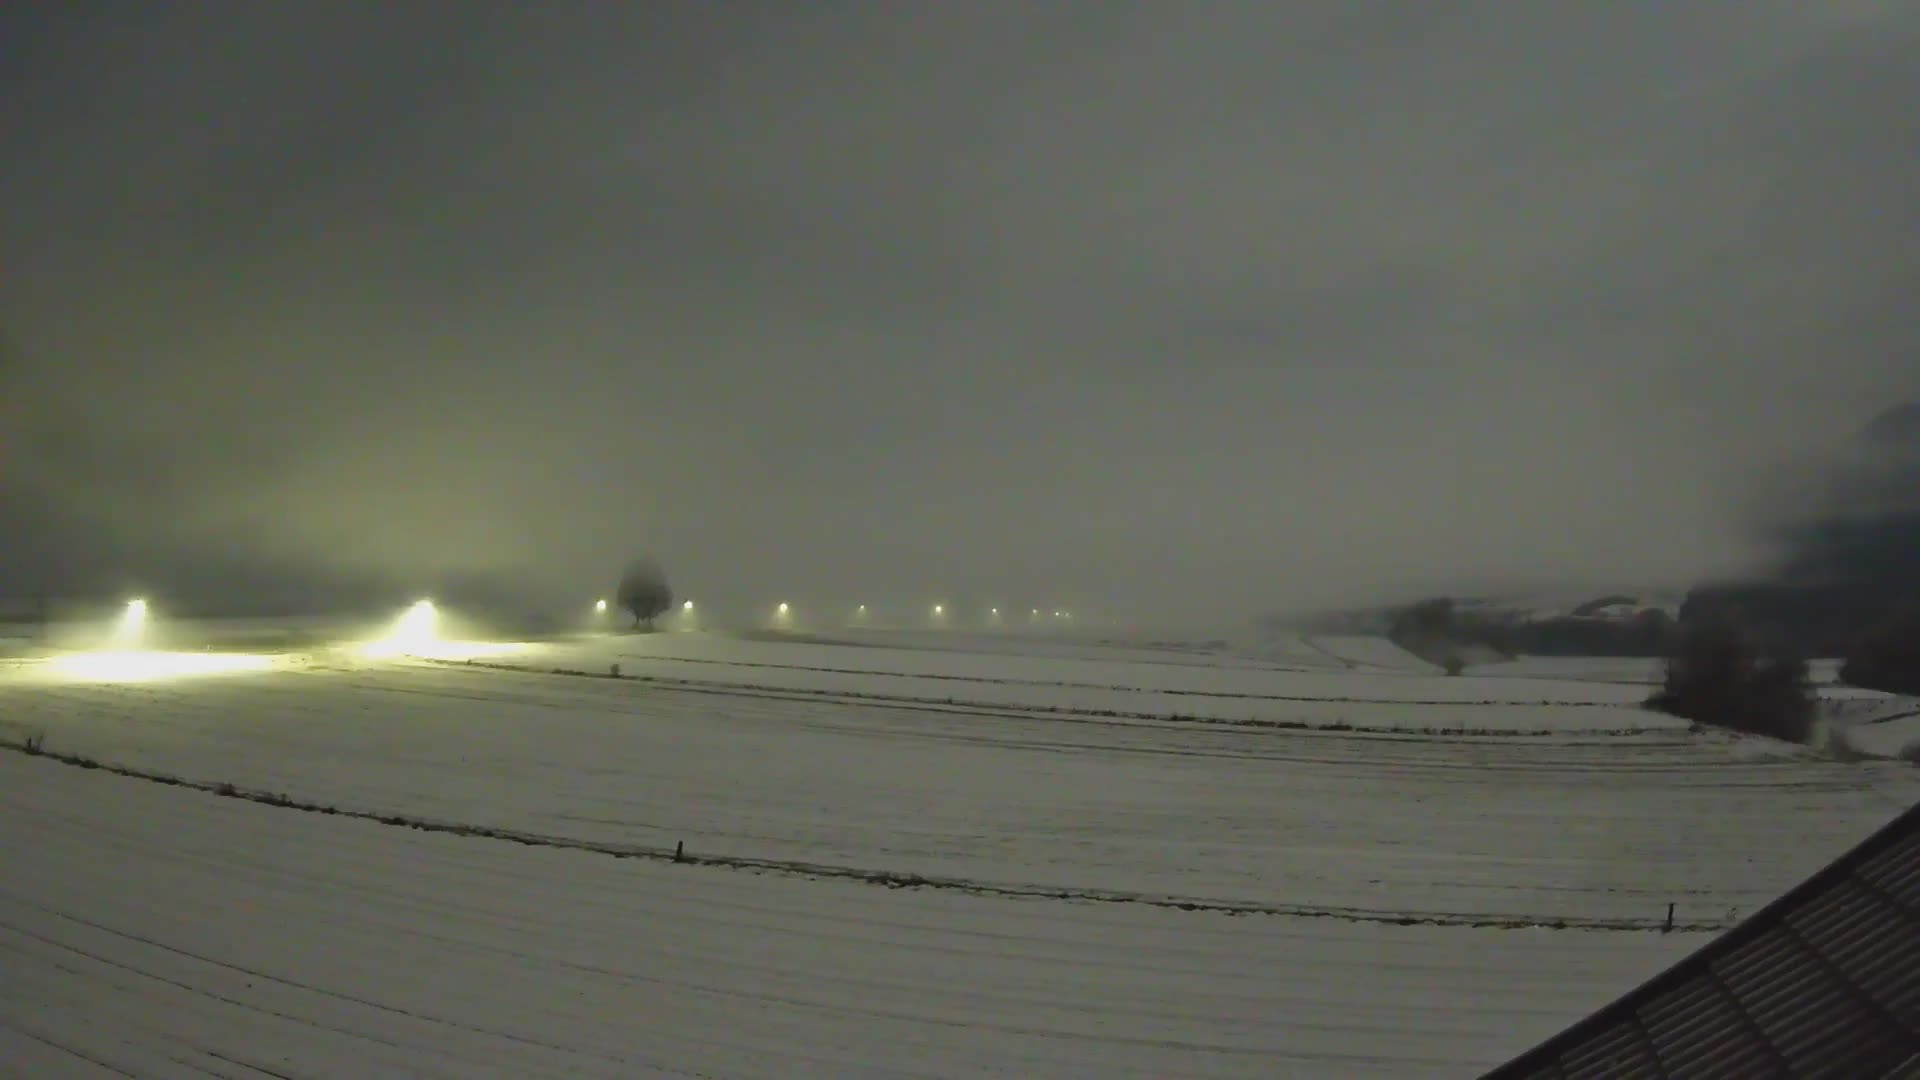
[114,598,149,646]
[399,599,437,639]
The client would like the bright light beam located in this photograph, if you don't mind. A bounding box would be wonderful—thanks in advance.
[113,598,149,647]
[360,599,439,658]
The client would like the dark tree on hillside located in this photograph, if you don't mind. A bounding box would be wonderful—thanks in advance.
[1840,606,1920,696]
[1647,618,1814,743]
[617,559,673,630]
[1389,597,1457,646]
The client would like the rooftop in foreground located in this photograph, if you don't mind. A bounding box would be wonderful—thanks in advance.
[1486,798,1920,1079]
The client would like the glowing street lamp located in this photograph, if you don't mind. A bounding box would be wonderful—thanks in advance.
[778,602,790,614]
[114,598,149,646]
[682,599,694,612]
[595,598,609,614]
[399,599,437,638]
[361,599,440,659]
[932,603,944,616]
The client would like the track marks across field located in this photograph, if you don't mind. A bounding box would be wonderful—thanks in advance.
[0,753,1705,1077]
[0,737,1745,933]
[4,663,1913,924]
[420,655,1664,737]
[555,649,1630,708]
[567,633,1649,710]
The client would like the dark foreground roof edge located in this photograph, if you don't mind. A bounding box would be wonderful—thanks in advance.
[1480,794,1920,1079]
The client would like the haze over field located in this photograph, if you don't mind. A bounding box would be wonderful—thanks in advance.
[3,3,1917,621]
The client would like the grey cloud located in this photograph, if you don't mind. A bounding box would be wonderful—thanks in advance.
[2,2,1916,623]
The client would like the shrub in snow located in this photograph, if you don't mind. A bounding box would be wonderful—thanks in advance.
[1840,607,1920,696]
[1901,740,1920,765]
[1647,618,1815,743]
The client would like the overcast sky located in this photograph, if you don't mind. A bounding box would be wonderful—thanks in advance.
[3,2,1916,624]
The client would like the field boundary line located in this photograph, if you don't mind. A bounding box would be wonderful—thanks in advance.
[2,737,1730,934]
[414,657,1667,739]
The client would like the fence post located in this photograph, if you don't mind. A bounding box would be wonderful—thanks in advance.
[674,840,686,863]
[1664,903,1675,933]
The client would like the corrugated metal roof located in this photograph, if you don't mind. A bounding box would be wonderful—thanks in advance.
[1485,800,1920,1079]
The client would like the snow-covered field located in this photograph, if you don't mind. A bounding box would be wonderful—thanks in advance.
[2,626,1914,1076]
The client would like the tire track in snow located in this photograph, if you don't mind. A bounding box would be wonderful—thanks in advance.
[0,913,435,1064]
[0,1019,141,1077]
[415,658,1658,738]
[561,649,1628,708]
[0,893,675,1076]
[0,740,1736,933]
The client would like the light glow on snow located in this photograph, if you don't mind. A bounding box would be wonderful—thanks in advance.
[47,650,275,683]
[361,600,439,657]
[4,622,1863,1077]
[355,600,533,662]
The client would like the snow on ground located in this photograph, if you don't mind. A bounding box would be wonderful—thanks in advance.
[2,626,1915,1076]
[1821,688,1920,760]
[539,631,1660,729]
[1285,634,1439,673]
[0,753,1703,1078]
[1474,655,1665,685]
[1848,714,1920,760]
[3,635,1913,927]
